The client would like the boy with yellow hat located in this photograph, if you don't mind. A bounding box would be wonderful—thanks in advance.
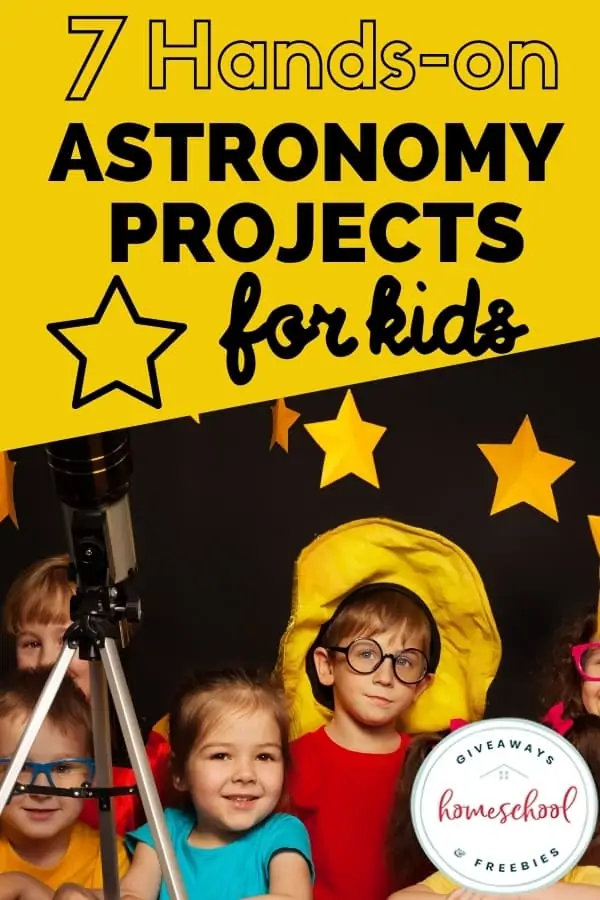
[277,517,502,900]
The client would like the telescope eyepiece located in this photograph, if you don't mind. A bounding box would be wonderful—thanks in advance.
[46,431,132,510]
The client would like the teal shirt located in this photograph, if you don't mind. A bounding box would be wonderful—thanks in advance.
[126,807,313,900]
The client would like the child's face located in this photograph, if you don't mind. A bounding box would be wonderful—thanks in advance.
[316,626,432,728]
[15,620,90,700]
[580,640,600,715]
[175,706,284,843]
[0,714,88,846]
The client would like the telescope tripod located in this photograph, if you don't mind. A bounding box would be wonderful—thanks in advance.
[0,593,187,900]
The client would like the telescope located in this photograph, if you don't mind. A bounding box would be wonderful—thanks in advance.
[46,431,141,656]
[0,430,186,900]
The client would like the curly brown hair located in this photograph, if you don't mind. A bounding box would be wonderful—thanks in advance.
[386,731,446,890]
[541,608,599,721]
[566,715,600,866]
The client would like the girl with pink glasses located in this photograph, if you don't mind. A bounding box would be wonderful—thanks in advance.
[543,607,600,735]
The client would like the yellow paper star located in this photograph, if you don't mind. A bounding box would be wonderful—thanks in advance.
[0,452,18,528]
[588,516,600,555]
[588,516,600,634]
[478,416,575,520]
[305,389,387,488]
[270,399,300,452]
[589,517,600,634]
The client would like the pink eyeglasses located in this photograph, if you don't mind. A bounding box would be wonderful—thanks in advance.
[572,643,600,682]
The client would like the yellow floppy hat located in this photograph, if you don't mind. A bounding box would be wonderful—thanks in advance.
[276,517,501,738]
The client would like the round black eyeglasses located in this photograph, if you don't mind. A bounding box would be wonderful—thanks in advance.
[327,638,429,685]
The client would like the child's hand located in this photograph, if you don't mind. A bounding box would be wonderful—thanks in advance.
[0,873,53,900]
[53,886,98,900]
[446,891,512,900]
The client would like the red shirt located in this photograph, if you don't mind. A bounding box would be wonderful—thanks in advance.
[78,729,175,835]
[79,765,140,835]
[288,726,410,900]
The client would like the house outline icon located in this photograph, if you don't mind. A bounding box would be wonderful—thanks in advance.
[480,763,528,780]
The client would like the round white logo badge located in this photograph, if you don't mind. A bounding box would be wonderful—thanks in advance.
[411,718,598,894]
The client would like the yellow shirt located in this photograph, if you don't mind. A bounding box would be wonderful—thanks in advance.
[422,866,600,893]
[0,821,130,889]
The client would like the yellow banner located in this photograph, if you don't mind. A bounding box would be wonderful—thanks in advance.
[1,2,595,450]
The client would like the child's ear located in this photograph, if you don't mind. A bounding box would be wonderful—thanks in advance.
[171,756,187,793]
[414,673,434,701]
[172,773,187,793]
[313,646,335,687]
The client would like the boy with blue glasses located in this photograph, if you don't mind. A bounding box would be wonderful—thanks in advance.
[0,668,129,896]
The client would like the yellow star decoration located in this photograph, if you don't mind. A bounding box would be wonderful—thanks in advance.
[270,399,300,452]
[478,416,575,521]
[304,389,387,488]
[589,517,600,634]
[0,452,18,528]
[588,516,600,556]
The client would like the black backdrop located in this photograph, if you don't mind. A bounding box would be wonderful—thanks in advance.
[2,338,600,738]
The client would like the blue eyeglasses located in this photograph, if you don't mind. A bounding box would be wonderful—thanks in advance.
[0,757,95,789]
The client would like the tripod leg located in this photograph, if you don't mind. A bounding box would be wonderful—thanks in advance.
[89,662,120,900]
[100,639,187,900]
[0,643,76,815]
